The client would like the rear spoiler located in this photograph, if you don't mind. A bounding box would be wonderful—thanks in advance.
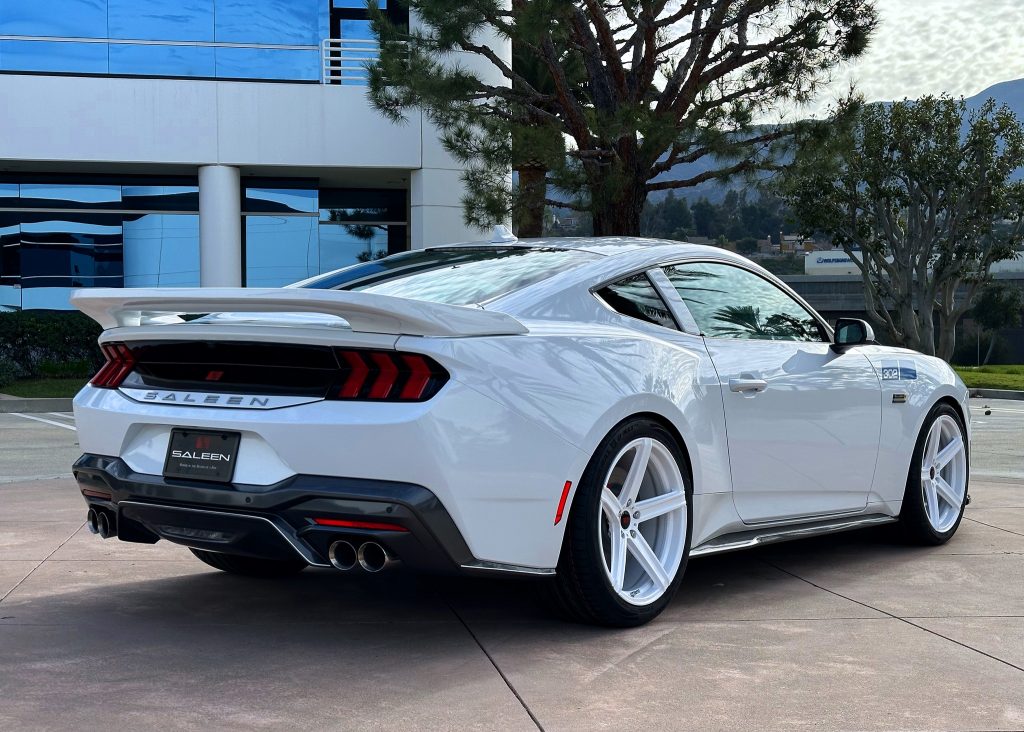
[70,288,528,337]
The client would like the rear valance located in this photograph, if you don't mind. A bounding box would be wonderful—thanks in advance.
[70,288,528,337]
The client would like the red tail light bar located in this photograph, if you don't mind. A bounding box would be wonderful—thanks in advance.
[90,342,136,388]
[329,349,448,402]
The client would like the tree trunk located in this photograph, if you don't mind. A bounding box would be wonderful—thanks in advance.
[515,166,547,238]
[983,332,997,365]
[591,185,646,236]
[935,315,957,362]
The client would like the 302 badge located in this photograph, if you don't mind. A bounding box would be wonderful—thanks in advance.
[880,360,917,381]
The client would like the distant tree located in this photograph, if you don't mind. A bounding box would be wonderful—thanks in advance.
[692,198,722,238]
[783,96,1024,360]
[973,282,1024,364]
[736,237,759,255]
[369,0,878,235]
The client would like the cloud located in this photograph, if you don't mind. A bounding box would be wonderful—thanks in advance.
[797,0,1024,116]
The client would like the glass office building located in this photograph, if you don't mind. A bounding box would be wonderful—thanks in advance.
[0,0,490,310]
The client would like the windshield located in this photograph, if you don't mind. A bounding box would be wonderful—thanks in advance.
[292,247,600,306]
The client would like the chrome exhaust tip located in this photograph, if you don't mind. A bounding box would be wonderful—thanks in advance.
[86,508,100,535]
[357,542,394,573]
[96,511,117,539]
[328,540,357,571]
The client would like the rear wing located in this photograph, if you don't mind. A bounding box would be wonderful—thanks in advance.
[70,288,528,337]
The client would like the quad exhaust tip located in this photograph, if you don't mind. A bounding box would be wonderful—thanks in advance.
[86,508,100,535]
[96,510,117,539]
[328,540,357,571]
[357,542,394,573]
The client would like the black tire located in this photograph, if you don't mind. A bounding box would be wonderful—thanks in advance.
[898,402,969,545]
[551,417,692,627]
[190,548,308,577]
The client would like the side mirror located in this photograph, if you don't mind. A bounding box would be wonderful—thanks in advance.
[832,318,875,352]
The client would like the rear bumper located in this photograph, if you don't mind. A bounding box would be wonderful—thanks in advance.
[73,453,477,574]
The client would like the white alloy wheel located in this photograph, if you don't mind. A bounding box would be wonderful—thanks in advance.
[598,437,688,606]
[919,414,968,533]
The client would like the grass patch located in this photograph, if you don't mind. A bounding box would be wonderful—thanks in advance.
[954,365,1024,391]
[1,378,86,399]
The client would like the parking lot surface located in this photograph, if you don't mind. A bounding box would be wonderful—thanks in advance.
[0,400,1022,731]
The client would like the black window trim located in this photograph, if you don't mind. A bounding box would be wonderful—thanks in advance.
[591,270,682,333]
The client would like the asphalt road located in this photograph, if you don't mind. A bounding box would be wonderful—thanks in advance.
[0,400,1022,731]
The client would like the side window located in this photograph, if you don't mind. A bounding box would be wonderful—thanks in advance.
[663,262,825,342]
[595,272,678,330]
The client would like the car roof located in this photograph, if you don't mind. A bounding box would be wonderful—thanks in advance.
[428,235,751,263]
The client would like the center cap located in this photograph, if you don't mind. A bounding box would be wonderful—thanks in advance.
[620,511,632,529]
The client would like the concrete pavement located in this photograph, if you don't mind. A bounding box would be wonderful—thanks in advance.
[0,401,1022,730]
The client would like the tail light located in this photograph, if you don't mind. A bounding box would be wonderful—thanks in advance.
[329,349,448,402]
[90,342,136,388]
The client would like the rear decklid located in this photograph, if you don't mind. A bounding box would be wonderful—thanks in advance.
[70,287,528,337]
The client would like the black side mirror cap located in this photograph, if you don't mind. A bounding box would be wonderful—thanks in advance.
[832,318,875,352]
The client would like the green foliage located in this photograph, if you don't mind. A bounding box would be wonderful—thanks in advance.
[0,311,103,389]
[954,365,1024,391]
[973,282,1024,332]
[782,95,1024,360]
[369,0,877,235]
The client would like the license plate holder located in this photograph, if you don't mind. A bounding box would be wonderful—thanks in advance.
[163,429,241,483]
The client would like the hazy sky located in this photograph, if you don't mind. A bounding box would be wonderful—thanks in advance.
[799,0,1024,116]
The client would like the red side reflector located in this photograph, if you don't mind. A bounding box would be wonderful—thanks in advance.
[313,517,409,532]
[81,488,113,501]
[554,481,573,525]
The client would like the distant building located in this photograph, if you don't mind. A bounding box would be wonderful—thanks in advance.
[0,0,507,310]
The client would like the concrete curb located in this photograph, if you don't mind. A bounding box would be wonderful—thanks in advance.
[969,388,1024,401]
[0,398,74,413]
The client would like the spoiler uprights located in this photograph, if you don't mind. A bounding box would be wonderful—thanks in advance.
[70,288,528,337]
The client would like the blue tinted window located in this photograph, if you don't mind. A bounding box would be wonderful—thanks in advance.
[215,47,318,81]
[319,224,388,272]
[123,214,199,287]
[215,0,321,45]
[0,40,108,74]
[122,185,200,212]
[333,0,385,7]
[109,43,215,77]
[244,187,318,214]
[340,19,375,40]
[20,184,120,206]
[0,0,107,38]
[108,0,214,42]
[245,216,320,287]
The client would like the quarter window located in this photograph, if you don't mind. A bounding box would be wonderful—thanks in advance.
[663,262,824,342]
[595,273,677,330]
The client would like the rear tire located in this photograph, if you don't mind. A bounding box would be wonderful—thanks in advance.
[552,418,692,627]
[899,402,969,545]
[190,548,308,577]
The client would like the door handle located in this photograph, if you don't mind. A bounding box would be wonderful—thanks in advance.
[729,378,767,393]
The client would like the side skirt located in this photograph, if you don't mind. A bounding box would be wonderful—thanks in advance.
[689,514,898,558]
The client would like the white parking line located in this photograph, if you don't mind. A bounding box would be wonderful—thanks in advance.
[10,413,77,431]
[46,412,76,422]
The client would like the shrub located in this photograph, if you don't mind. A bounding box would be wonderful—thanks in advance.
[0,311,103,386]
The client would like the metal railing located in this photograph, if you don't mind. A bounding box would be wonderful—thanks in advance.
[321,38,379,85]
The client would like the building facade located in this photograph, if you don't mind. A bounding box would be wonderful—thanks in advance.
[0,0,500,310]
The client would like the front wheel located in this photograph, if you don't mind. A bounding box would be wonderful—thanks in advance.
[552,418,692,627]
[899,402,969,545]
[190,548,308,577]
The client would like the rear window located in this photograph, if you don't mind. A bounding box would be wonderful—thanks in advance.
[291,247,600,306]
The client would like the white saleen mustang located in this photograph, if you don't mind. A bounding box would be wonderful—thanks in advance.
[71,236,971,626]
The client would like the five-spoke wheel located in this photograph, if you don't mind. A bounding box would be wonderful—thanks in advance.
[553,418,691,626]
[901,403,969,544]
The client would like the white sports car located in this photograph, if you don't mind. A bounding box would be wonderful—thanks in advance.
[71,236,971,626]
